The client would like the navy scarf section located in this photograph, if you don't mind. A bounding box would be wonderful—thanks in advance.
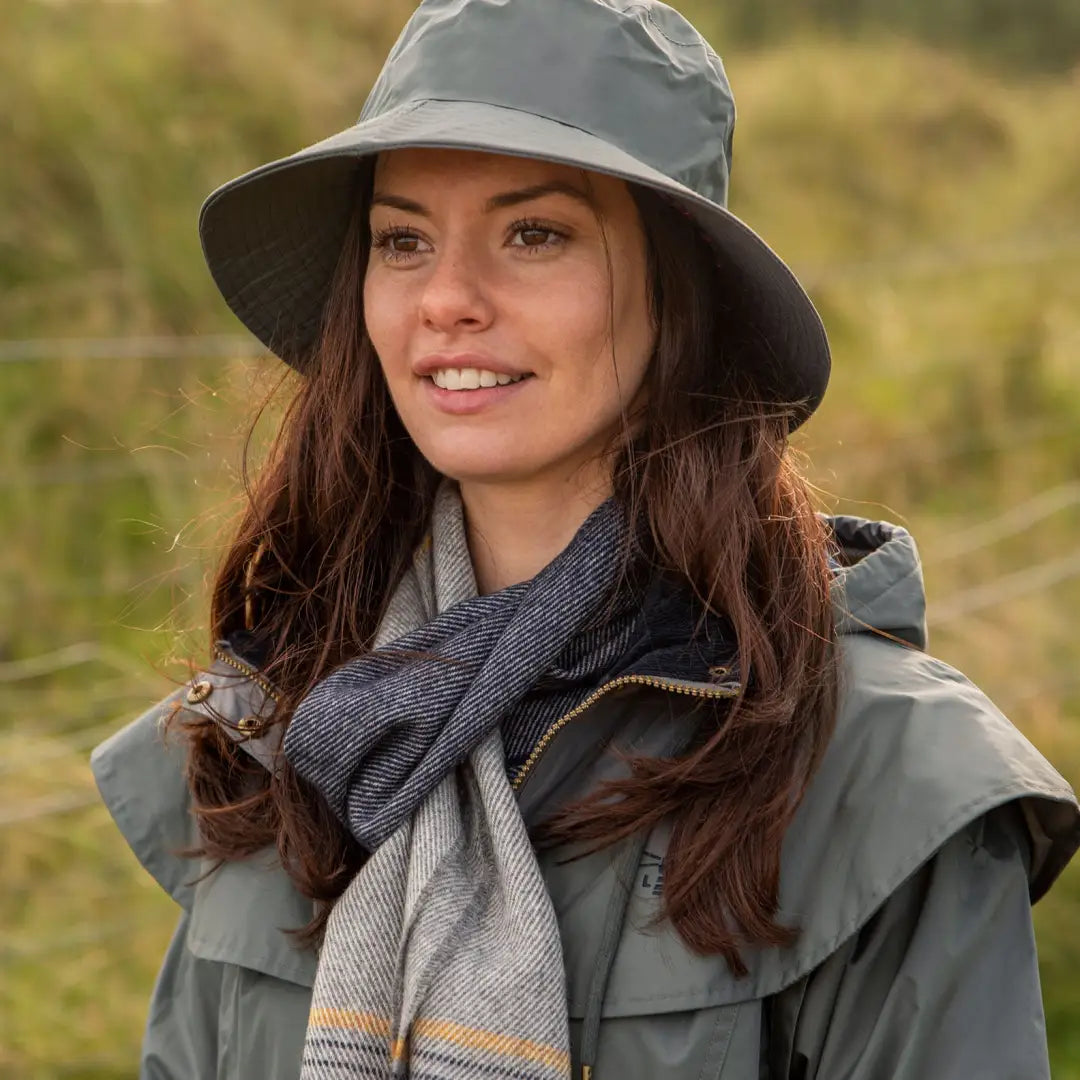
[283,495,648,853]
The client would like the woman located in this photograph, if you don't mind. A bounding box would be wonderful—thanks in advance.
[92,0,1079,1077]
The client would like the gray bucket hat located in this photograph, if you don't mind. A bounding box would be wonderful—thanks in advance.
[199,0,831,424]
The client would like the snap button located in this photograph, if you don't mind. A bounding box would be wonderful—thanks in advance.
[186,679,213,705]
[236,714,261,734]
[708,665,730,679]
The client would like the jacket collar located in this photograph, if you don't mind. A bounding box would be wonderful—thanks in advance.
[206,569,742,790]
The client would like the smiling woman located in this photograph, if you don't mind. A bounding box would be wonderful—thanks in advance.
[364,149,655,590]
[90,0,1079,1078]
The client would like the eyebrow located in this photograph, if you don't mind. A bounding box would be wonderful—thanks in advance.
[369,180,596,217]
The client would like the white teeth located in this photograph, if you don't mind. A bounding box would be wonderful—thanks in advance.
[430,368,527,391]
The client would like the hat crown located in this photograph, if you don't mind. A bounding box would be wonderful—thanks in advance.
[360,0,735,206]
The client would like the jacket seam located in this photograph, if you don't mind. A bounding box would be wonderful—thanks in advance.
[696,1001,739,1079]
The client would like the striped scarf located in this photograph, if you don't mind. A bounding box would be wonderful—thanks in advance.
[284,480,639,1078]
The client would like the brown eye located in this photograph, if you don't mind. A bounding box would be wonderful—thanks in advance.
[519,228,551,246]
[508,219,567,254]
[370,226,429,263]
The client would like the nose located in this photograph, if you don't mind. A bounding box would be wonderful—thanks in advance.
[418,243,495,333]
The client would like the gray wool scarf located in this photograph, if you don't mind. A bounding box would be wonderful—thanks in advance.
[286,481,640,1079]
[284,481,641,849]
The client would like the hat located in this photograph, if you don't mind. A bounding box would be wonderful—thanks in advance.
[198,0,830,425]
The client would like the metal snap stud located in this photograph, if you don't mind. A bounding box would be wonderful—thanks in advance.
[185,679,213,705]
[236,715,261,734]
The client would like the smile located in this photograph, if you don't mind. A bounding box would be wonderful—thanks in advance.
[429,367,531,390]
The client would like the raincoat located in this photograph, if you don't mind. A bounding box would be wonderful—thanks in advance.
[92,516,1080,1078]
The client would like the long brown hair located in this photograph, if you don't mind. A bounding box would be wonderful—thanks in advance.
[177,158,838,975]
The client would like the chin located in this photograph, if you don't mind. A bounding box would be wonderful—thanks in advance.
[429,458,541,486]
[416,441,545,485]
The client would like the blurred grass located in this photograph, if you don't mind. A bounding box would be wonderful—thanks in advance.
[2,1,1079,1075]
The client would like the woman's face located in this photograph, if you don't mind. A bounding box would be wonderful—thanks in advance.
[363,148,655,492]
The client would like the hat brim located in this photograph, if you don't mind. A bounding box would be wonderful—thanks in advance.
[199,97,830,425]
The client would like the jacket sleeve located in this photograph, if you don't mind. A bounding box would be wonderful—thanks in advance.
[765,801,1052,1080]
[141,911,310,1079]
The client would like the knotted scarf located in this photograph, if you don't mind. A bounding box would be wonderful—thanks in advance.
[284,480,642,1079]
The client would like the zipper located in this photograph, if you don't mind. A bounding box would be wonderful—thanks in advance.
[510,672,739,792]
[212,642,281,702]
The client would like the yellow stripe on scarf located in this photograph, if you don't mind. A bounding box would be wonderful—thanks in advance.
[308,1009,570,1071]
[412,1017,571,1070]
[307,1008,392,1038]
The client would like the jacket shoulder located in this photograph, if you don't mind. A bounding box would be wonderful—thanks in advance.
[90,682,196,906]
[771,632,1080,981]
[90,662,316,988]
[90,657,272,903]
[826,632,1079,896]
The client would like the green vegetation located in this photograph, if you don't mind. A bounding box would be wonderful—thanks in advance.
[2,1,1079,1075]
[719,0,1080,73]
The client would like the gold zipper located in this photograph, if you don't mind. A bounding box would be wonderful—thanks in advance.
[212,643,281,702]
[510,673,739,792]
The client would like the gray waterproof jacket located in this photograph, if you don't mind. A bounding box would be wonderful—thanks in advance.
[92,517,1080,1079]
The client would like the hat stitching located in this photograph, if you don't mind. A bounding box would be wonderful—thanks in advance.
[615,1,719,55]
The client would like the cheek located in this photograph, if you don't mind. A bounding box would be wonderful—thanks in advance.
[362,272,410,376]
[530,260,623,360]
[536,282,612,364]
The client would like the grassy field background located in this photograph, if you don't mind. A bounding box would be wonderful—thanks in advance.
[2,0,1079,1075]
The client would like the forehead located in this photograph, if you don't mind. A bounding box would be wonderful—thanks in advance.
[370,147,622,202]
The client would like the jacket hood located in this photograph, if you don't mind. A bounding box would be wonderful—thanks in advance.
[828,515,928,650]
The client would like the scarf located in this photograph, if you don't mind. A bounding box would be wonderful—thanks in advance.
[284,481,641,1079]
